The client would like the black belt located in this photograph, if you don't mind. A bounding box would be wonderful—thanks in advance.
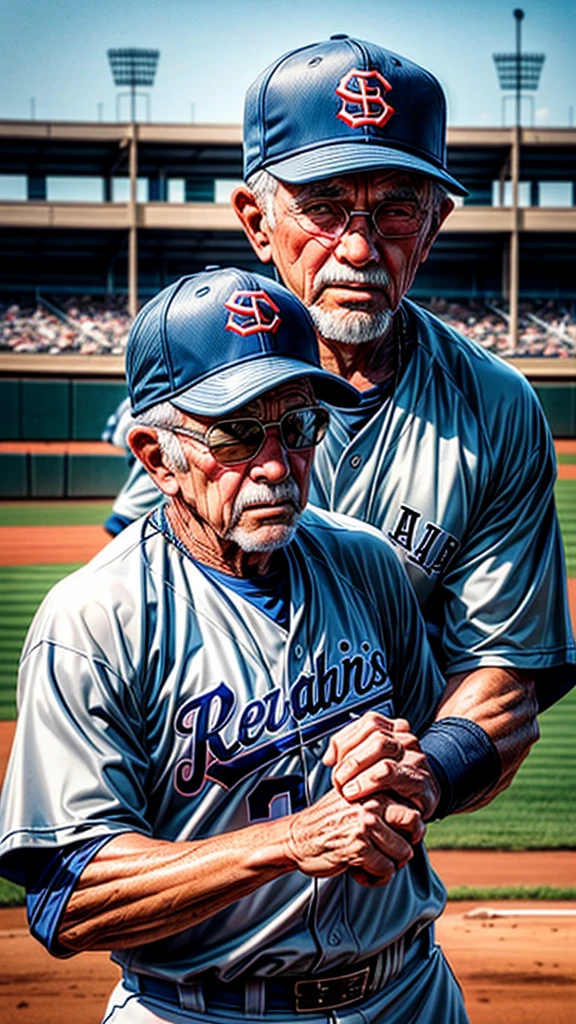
[124,924,433,1015]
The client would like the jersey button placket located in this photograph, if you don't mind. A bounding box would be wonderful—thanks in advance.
[349,454,362,469]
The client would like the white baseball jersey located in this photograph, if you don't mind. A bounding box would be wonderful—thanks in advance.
[0,506,445,983]
[310,301,575,680]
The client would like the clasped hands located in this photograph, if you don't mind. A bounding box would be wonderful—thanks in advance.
[286,712,440,887]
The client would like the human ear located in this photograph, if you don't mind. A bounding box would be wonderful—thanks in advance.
[231,185,274,263]
[127,427,180,496]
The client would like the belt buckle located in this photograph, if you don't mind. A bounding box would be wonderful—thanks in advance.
[294,966,370,1013]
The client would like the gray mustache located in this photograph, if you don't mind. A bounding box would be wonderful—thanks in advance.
[230,480,301,526]
[311,260,390,303]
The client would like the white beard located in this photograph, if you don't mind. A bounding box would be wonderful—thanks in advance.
[227,521,299,553]
[308,258,393,345]
[226,479,302,553]
[308,303,394,344]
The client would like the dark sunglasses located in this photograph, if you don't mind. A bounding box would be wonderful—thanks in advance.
[167,405,331,466]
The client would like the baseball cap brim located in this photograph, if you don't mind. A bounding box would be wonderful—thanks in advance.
[265,141,468,197]
[170,355,360,417]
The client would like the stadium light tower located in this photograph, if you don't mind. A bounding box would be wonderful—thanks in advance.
[492,10,545,351]
[107,48,159,320]
[493,9,545,127]
[107,48,160,123]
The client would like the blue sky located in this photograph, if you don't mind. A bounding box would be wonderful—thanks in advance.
[0,0,574,127]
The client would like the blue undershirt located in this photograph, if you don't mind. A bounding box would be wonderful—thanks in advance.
[196,556,291,631]
[158,505,292,630]
[334,378,395,437]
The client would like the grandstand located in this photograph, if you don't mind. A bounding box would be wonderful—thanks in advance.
[1,121,575,302]
[0,119,575,498]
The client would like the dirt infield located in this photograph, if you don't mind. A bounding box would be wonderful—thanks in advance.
[0,524,110,565]
[555,440,576,454]
[0,902,574,1024]
[0,442,124,456]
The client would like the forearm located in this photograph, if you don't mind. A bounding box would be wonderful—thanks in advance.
[58,784,415,952]
[58,823,291,952]
[431,666,539,811]
[323,676,539,826]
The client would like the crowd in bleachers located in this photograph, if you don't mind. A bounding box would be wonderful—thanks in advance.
[0,296,131,355]
[1,295,575,358]
[422,298,576,358]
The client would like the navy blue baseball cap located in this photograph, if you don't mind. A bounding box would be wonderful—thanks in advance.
[126,267,359,416]
[244,34,467,196]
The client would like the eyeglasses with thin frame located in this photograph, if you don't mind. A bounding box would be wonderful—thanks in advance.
[165,405,331,466]
[289,199,432,241]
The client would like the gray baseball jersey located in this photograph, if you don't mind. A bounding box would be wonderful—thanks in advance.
[0,506,445,983]
[102,396,162,524]
[111,458,162,522]
[309,300,575,679]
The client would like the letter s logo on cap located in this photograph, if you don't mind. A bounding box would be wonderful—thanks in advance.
[225,290,282,337]
[336,69,395,129]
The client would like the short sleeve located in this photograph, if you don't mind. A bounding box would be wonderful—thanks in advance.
[441,388,575,676]
[0,637,151,871]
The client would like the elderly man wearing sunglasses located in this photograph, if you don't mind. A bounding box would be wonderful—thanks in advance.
[0,267,470,1024]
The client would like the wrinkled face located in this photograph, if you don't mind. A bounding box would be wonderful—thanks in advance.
[172,379,316,553]
[266,170,441,344]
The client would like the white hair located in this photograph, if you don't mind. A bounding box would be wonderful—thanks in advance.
[245,168,279,228]
[131,401,189,472]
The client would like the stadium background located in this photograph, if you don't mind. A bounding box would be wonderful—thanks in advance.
[0,117,575,1022]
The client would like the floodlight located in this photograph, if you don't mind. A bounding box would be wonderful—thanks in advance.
[107,48,160,121]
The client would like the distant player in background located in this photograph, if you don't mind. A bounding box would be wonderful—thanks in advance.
[231,35,575,819]
[101,396,161,536]
[0,268,470,1023]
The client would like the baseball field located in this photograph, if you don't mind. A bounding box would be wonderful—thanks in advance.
[0,447,574,1023]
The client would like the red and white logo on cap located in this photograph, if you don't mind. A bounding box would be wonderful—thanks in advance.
[225,290,282,337]
[336,69,395,128]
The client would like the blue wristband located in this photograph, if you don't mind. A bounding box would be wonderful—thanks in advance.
[419,717,501,819]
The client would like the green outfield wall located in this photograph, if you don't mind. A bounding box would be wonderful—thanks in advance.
[0,377,127,498]
[0,378,126,440]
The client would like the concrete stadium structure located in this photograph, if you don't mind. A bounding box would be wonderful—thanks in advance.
[0,119,575,499]
[1,120,575,307]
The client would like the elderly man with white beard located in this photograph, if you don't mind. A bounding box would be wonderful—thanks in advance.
[232,34,575,826]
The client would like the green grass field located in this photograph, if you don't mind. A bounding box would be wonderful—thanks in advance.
[428,477,576,849]
[0,482,575,849]
[0,564,83,717]
[556,479,576,575]
[0,501,111,527]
